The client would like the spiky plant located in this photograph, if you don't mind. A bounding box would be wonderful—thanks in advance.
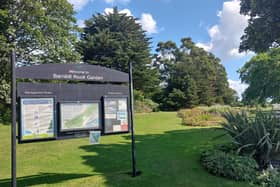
[221,110,280,169]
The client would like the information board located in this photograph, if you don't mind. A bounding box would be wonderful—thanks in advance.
[60,102,100,131]
[104,97,129,134]
[20,98,55,141]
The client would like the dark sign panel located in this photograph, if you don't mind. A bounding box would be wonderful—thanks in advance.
[103,97,129,134]
[16,64,129,83]
[60,102,100,131]
[20,98,55,142]
[17,82,129,101]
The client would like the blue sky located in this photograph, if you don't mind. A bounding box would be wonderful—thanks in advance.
[68,0,252,97]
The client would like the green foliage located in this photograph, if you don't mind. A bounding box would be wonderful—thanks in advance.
[239,0,280,53]
[257,169,280,187]
[221,110,280,168]
[206,105,235,115]
[201,149,258,182]
[0,0,12,109]
[7,0,81,64]
[239,48,280,104]
[0,0,81,110]
[0,103,10,125]
[153,38,236,111]
[134,90,159,113]
[79,7,160,98]
[162,88,190,111]
[178,106,228,126]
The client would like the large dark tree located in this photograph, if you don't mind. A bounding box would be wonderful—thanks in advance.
[79,8,160,97]
[239,48,280,104]
[153,38,235,110]
[239,0,280,53]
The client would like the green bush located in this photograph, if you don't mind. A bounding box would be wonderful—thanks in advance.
[221,110,280,169]
[134,99,159,113]
[0,103,10,125]
[134,90,159,113]
[178,106,226,126]
[201,149,258,182]
[257,169,280,187]
[201,105,234,114]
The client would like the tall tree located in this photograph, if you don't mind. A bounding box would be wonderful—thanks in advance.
[79,7,160,97]
[239,0,280,53]
[0,0,11,106]
[13,0,81,64]
[239,48,280,104]
[153,37,235,110]
[152,41,178,84]
[0,0,81,112]
[164,63,199,110]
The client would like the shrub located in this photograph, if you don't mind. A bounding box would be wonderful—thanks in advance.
[201,105,233,114]
[201,149,258,182]
[221,110,280,169]
[257,169,280,187]
[134,99,159,113]
[0,103,10,125]
[134,90,159,113]
[178,106,226,126]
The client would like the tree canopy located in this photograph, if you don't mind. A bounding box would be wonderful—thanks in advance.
[153,38,236,110]
[79,7,160,97]
[239,0,280,53]
[0,0,11,106]
[0,0,81,107]
[239,48,280,104]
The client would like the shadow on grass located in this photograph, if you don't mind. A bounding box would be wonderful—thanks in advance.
[79,128,228,187]
[0,128,227,187]
[0,173,92,187]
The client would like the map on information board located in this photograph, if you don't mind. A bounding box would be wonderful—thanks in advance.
[60,102,100,131]
[20,98,55,140]
[104,98,129,133]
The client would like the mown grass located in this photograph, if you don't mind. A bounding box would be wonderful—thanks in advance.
[0,112,256,186]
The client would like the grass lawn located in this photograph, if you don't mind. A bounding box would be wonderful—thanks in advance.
[0,112,255,187]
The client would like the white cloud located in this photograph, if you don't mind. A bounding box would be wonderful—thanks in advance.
[104,0,130,4]
[104,8,133,17]
[139,13,158,34]
[68,0,90,11]
[196,42,213,52]
[228,79,248,99]
[208,25,220,38]
[104,8,158,34]
[104,8,114,14]
[77,19,86,28]
[197,0,251,61]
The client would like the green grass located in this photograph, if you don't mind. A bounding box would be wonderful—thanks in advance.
[0,112,256,187]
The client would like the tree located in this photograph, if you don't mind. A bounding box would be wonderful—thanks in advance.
[0,0,11,106]
[239,0,280,53]
[239,48,280,104]
[0,0,81,120]
[152,41,177,83]
[79,7,160,97]
[153,37,235,110]
[12,0,81,64]
[164,63,199,110]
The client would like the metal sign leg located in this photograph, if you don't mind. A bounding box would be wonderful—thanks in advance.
[11,50,17,187]
[129,62,137,177]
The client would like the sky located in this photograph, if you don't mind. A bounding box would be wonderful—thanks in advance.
[68,0,252,98]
